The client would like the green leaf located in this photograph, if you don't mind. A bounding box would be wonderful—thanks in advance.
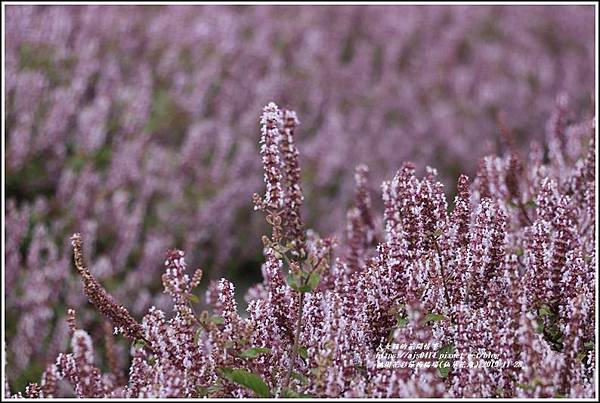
[535,320,545,334]
[396,315,409,328]
[524,200,538,209]
[538,305,553,317]
[288,270,320,293]
[298,346,308,360]
[197,383,222,397]
[219,368,270,398]
[282,388,300,398]
[584,341,595,350]
[425,313,446,322]
[186,293,200,303]
[196,386,208,397]
[134,339,146,349]
[305,271,321,291]
[437,344,455,378]
[432,229,443,238]
[515,248,524,257]
[210,316,225,325]
[290,371,309,385]
[286,273,302,291]
[547,326,562,339]
[240,347,271,359]
[438,361,452,378]
[437,344,455,358]
[282,388,312,398]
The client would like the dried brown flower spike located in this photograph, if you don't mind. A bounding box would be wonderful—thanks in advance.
[70,233,146,344]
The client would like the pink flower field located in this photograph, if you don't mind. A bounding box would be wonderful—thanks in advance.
[3,4,597,399]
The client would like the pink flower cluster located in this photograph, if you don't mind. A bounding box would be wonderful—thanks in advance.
[6,100,595,398]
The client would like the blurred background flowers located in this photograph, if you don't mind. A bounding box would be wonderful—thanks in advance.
[4,5,594,391]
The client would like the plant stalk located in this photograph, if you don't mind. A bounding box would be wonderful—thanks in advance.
[281,290,305,395]
[517,200,533,226]
[432,236,456,324]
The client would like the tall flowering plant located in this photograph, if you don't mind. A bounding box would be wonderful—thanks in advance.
[6,100,595,398]
[5,7,595,389]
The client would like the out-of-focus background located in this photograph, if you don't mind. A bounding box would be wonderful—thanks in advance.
[4,5,595,391]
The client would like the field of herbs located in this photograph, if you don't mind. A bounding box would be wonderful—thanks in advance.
[4,4,597,399]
